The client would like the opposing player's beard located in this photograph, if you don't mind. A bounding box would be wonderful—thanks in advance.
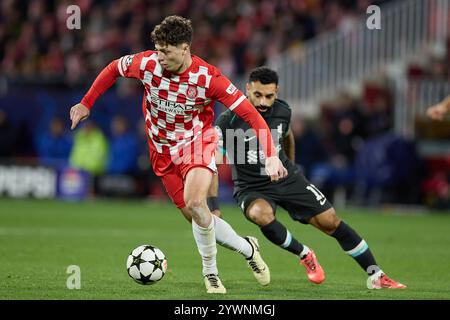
[256,105,270,113]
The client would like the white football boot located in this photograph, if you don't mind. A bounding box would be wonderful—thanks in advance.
[245,236,271,286]
[204,274,227,294]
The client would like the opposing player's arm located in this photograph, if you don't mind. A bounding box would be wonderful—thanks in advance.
[206,113,231,217]
[207,153,221,217]
[213,112,231,165]
[284,128,295,162]
[427,95,450,121]
[70,52,145,130]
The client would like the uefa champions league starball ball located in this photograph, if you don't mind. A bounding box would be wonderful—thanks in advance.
[126,245,168,285]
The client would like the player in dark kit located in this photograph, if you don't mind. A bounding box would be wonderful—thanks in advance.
[209,66,406,289]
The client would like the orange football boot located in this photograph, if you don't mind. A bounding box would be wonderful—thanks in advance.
[300,250,325,284]
[367,271,407,289]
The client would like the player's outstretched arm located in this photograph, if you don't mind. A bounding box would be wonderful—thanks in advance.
[284,128,295,162]
[427,95,450,120]
[69,57,129,130]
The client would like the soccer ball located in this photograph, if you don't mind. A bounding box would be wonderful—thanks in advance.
[126,244,168,285]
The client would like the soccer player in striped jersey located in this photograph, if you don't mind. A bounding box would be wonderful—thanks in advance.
[70,16,286,294]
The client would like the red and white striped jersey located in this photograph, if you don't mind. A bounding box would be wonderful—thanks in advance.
[81,51,276,158]
[117,50,245,155]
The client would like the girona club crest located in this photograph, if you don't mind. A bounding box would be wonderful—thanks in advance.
[187,85,197,99]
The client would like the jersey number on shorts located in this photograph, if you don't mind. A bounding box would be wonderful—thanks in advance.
[306,184,327,205]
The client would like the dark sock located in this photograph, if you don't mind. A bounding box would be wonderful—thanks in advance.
[331,221,380,275]
[260,219,304,256]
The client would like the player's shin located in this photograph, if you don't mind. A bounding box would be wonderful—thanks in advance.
[212,215,253,258]
[260,219,307,256]
[331,221,380,275]
[192,215,218,276]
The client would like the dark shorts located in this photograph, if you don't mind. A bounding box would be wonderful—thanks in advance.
[235,170,333,224]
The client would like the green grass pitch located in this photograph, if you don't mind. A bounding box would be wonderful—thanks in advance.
[0,198,449,300]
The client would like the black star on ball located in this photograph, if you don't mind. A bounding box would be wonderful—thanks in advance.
[132,254,146,267]
[152,259,163,271]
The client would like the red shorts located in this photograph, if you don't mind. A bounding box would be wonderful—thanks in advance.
[149,135,217,209]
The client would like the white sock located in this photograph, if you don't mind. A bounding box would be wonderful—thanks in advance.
[213,215,253,259]
[369,269,384,278]
[300,245,311,259]
[192,218,218,276]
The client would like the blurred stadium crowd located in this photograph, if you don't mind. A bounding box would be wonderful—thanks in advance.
[0,0,448,209]
[1,0,394,84]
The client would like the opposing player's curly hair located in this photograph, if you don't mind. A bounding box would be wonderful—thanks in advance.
[151,15,193,46]
[249,67,279,85]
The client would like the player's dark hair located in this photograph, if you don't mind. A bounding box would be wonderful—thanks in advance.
[248,66,279,85]
[151,15,193,46]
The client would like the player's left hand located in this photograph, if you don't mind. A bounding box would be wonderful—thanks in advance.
[265,156,288,182]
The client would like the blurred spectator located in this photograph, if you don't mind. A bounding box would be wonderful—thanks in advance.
[421,156,450,210]
[364,93,393,137]
[0,110,16,157]
[35,116,73,166]
[428,57,449,80]
[422,171,450,210]
[135,119,167,201]
[290,115,328,178]
[314,93,370,198]
[322,93,365,164]
[354,132,423,205]
[106,115,139,174]
[290,114,354,200]
[13,120,36,157]
[69,121,109,176]
[136,119,150,175]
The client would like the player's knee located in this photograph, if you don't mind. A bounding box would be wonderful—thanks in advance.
[246,204,274,226]
[185,196,206,212]
[321,208,341,235]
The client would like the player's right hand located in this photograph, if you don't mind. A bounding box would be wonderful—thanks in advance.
[265,156,288,182]
[70,103,90,130]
